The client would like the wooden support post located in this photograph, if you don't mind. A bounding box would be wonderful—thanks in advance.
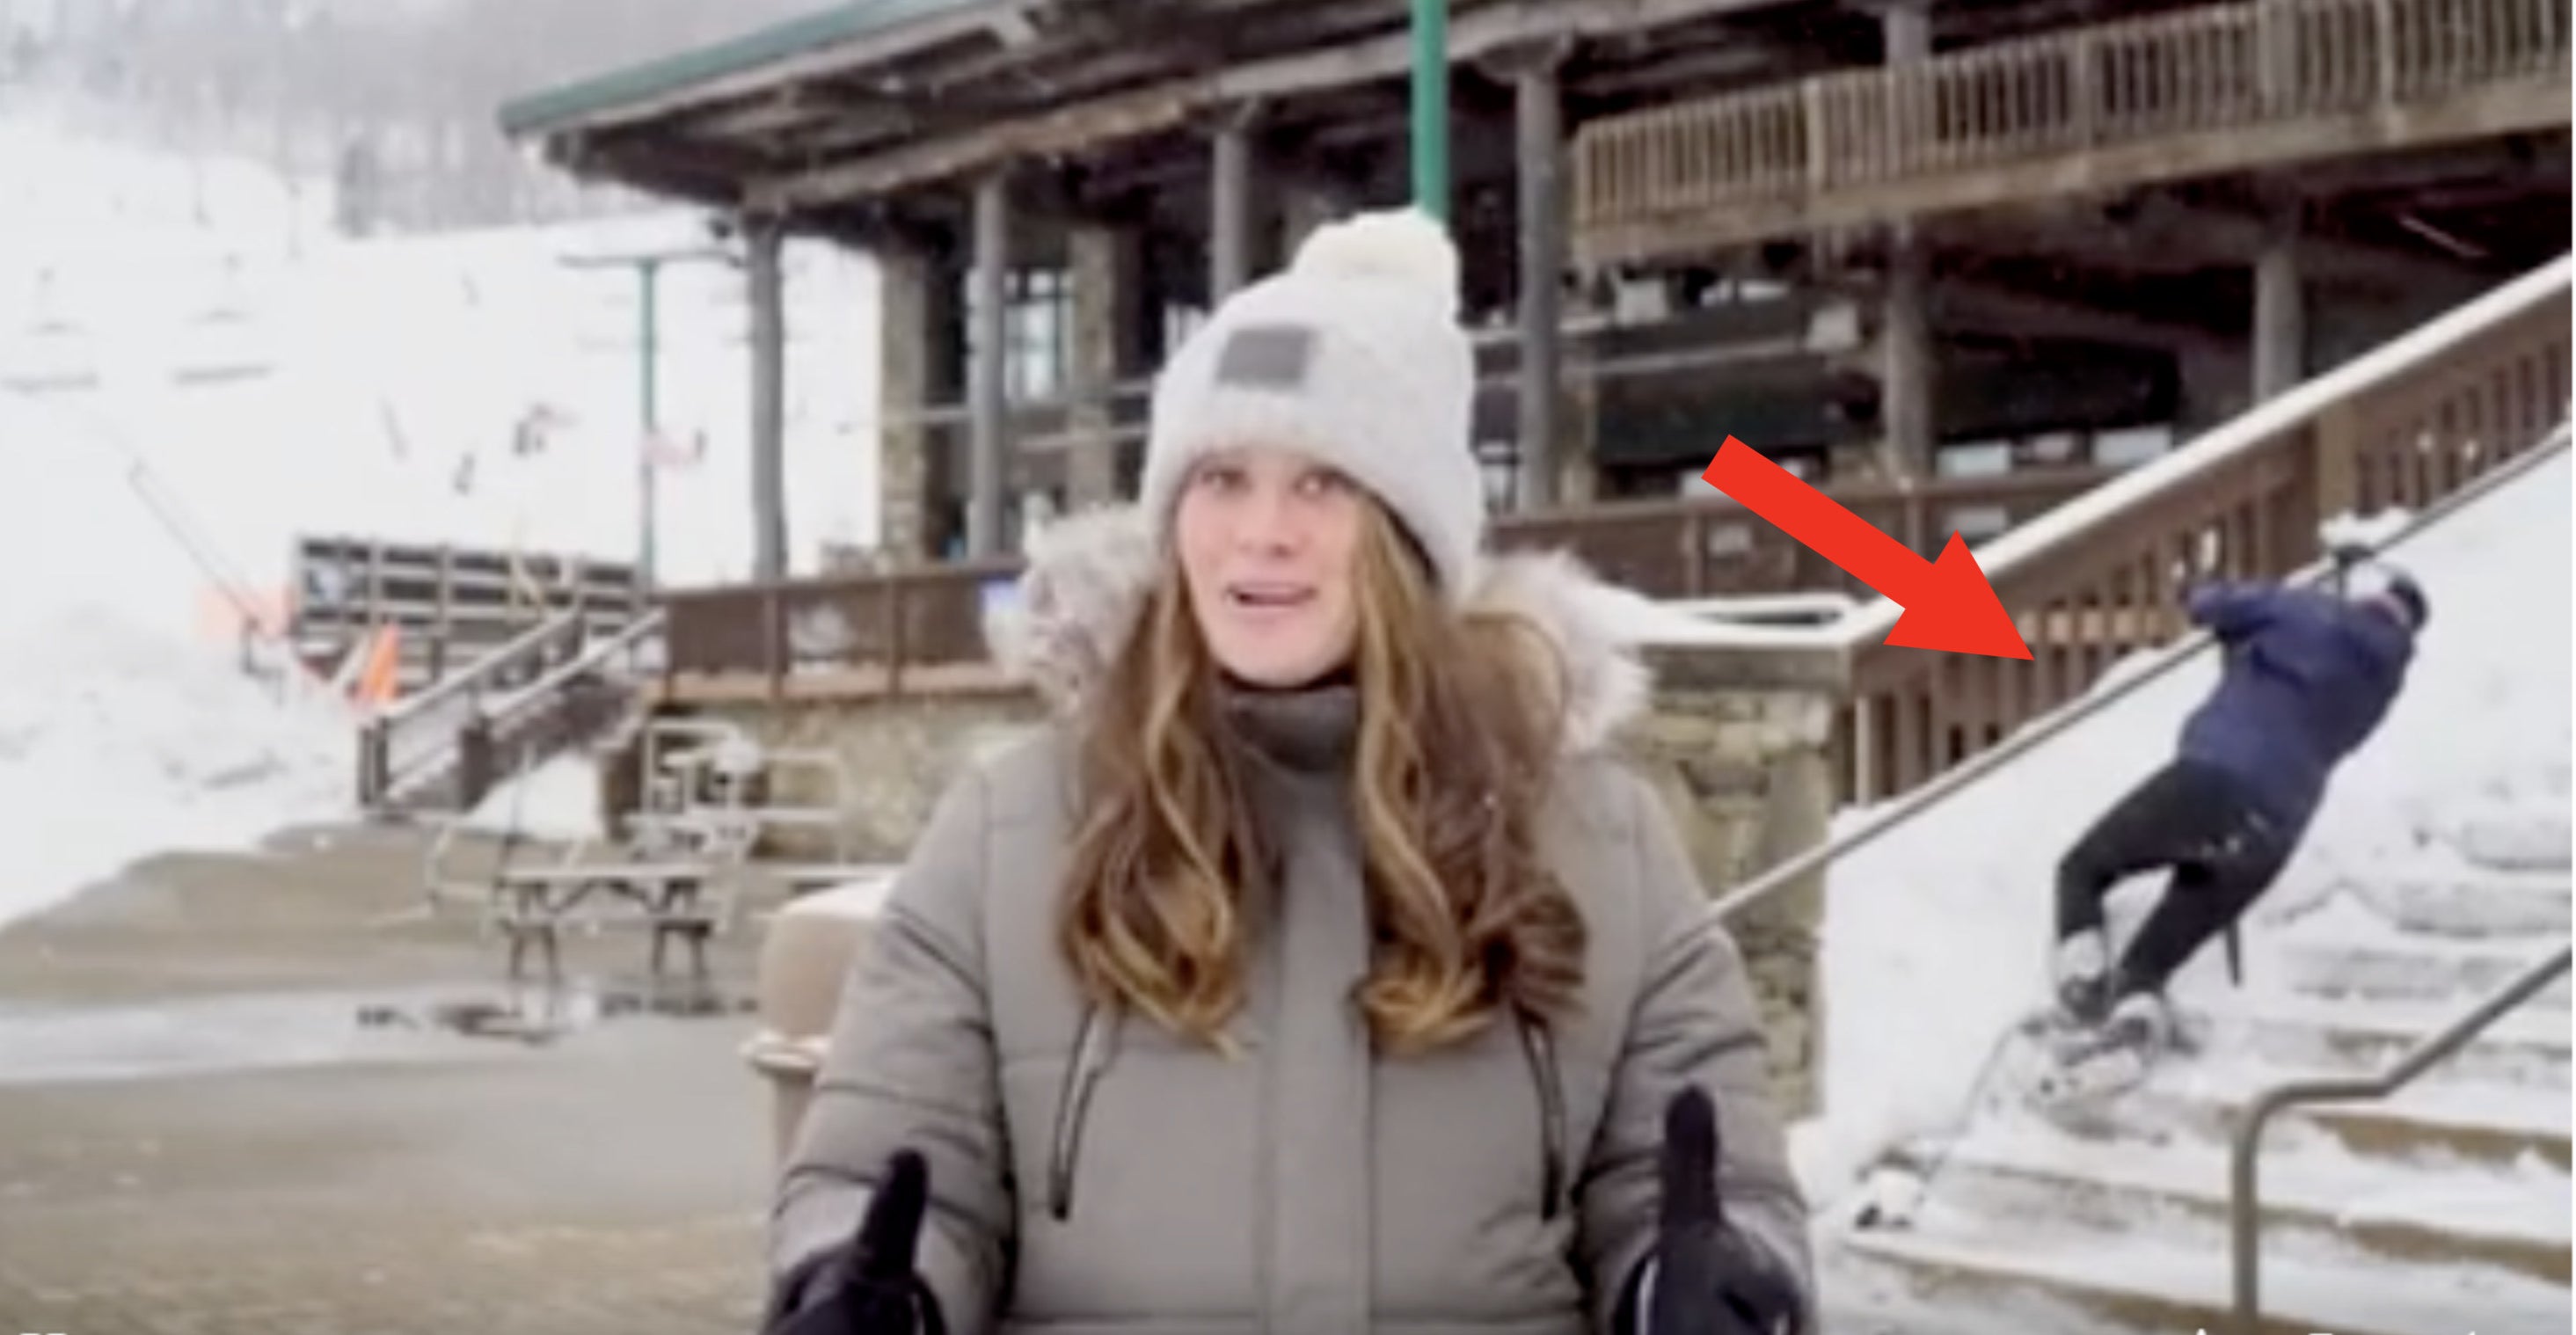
[1513,48,1567,513]
[1066,223,1133,511]
[967,171,1012,558]
[1882,240,1934,480]
[748,218,790,582]
[433,543,453,684]
[2254,200,2306,401]
[1210,110,1256,302]
[1874,0,1935,483]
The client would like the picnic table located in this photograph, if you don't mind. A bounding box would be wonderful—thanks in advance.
[486,859,732,983]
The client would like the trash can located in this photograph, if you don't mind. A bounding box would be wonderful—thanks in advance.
[741,874,897,1166]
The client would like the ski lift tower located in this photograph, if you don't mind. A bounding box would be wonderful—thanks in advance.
[559,235,743,596]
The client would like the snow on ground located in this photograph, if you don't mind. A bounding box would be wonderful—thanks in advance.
[457,753,607,845]
[16,211,883,605]
[2,116,884,618]
[0,119,879,929]
[0,390,355,929]
[1793,443,2573,1202]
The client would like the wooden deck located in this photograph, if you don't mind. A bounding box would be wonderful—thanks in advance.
[1573,0,2571,265]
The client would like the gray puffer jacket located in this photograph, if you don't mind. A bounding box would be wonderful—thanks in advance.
[770,505,1813,1335]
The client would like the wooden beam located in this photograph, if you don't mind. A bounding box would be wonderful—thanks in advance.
[698,39,1187,150]
[748,0,1799,210]
[1933,280,2240,354]
[1568,42,1781,101]
[568,134,770,205]
[1934,198,2487,291]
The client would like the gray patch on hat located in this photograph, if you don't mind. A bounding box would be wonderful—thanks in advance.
[1213,324,1317,390]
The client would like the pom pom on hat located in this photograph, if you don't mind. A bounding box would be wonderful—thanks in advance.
[1287,207,1461,316]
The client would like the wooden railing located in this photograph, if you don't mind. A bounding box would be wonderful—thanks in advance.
[661,558,1024,696]
[649,468,2116,696]
[1573,0,2571,261]
[293,535,643,692]
[1831,256,2569,804]
[1494,467,2113,598]
[449,610,668,813]
[357,605,661,811]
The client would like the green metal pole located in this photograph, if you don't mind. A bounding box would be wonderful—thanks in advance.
[1410,0,1449,222]
[638,259,660,595]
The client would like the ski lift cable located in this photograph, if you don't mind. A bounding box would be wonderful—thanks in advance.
[2,376,283,655]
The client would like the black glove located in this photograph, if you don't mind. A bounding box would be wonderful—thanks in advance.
[1637,1086,1804,1335]
[763,1149,948,1335]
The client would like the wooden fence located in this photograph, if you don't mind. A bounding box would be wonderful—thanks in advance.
[1573,0,2571,261]
[290,536,643,693]
[649,467,2115,697]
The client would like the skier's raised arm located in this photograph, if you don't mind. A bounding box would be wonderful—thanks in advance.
[2182,579,2283,640]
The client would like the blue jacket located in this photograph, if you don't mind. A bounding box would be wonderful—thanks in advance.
[2174,580,2415,832]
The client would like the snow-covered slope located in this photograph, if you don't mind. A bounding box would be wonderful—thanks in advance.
[1,118,884,623]
[0,120,877,930]
[1803,440,2572,1333]
[0,391,355,930]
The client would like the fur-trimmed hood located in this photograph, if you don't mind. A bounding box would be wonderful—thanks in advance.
[982,502,1677,755]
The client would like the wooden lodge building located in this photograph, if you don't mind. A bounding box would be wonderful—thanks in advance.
[460,3,2572,1293]
[493,0,2569,687]
[496,0,2567,552]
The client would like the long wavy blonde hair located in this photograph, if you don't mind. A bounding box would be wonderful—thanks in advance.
[1055,503,1587,1056]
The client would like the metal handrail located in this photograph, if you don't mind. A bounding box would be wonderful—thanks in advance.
[483,608,668,728]
[369,609,667,808]
[377,602,588,727]
[2227,942,2572,1332]
[1699,421,2572,927]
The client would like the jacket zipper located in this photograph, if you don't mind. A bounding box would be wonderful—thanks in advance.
[1047,1003,1114,1221]
[1513,1008,1568,1221]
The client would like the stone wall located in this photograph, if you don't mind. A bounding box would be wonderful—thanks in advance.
[1615,644,1846,1122]
[695,689,1047,862]
[875,245,935,563]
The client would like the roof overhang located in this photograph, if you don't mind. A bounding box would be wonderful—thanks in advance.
[497,0,1868,229]
[498,0,1034,142]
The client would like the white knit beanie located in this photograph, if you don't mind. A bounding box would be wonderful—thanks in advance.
[1138,207,1487,602]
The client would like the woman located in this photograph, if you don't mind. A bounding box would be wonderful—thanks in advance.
[763,208,1812,1335]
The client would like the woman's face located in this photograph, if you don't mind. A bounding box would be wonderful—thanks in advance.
[1173,445,1366,689]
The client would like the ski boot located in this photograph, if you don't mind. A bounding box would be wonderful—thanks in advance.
[2031,988,2171,1112]
[2051,929,2113,1029]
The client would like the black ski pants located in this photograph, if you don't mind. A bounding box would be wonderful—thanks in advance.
[2055,758,2298,998]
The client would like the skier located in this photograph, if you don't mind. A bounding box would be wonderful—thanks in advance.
[760,208,1811,1335]
[2049,555,2426,1076]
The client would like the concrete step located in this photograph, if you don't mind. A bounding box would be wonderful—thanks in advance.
[1885,1128,2571,1286]
[1831,1216,2569,1335]
[2359,868,2572,937]
[2101,1063,2576,1172]
[2456,811,2573,872]
[2186,990,2570,1091]
[2268,934,2575,1007]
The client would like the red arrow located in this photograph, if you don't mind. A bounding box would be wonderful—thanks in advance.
[1701,436,2032,660]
